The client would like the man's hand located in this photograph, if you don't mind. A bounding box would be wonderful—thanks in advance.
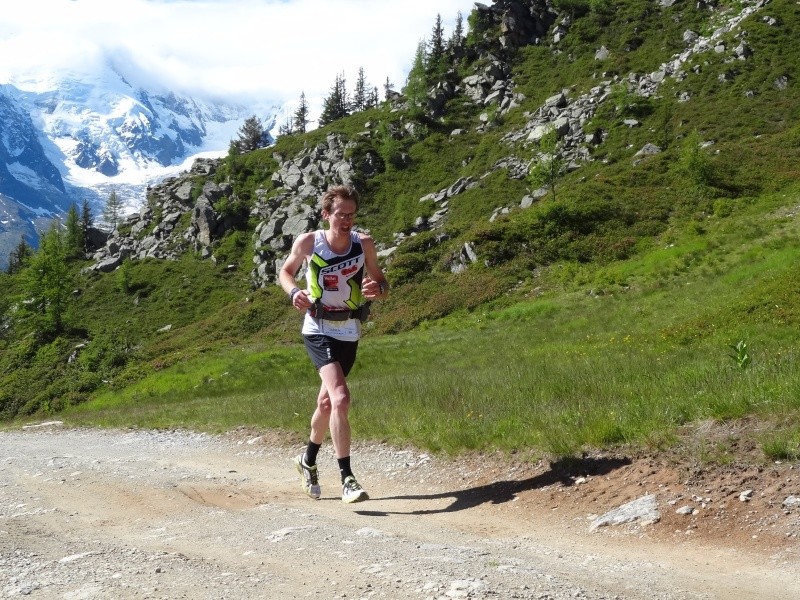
[362,277,387,300]
[290,288,312,310]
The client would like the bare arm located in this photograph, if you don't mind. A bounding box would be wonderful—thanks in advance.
[278,232,314,311]
[359,234,389,300]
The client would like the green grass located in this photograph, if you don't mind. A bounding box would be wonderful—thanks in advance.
[60,296,800,459]
[58,186,800,462]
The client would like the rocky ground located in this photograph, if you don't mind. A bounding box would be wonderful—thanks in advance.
[1,422,798,599]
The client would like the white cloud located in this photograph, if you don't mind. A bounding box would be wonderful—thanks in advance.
[1,0,477,120]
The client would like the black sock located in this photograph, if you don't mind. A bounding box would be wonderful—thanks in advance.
[337,456,353,482]
[304,441,321,466]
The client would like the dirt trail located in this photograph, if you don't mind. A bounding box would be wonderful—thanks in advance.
[1,425,798,599]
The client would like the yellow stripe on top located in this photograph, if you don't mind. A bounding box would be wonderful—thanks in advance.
[306,230,365,310]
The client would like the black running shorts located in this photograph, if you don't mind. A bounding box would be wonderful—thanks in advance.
[303,334,359,376]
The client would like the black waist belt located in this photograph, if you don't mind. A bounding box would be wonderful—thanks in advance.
[309,302,371,322]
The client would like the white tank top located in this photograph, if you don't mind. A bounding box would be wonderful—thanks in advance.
[301,230,365,341]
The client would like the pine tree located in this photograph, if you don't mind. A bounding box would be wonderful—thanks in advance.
[383,77,395,101]
[319,73,349,126]
[277,114,292,137]
[293,91,309,134]
[449,11,465,51]
[235,115,267,152]
[80,199,93,253]
[352,67,368,112]
[22,223,69,336]
[403,40,428,107]
[6,236,32,274]
[367,86,379,109]
[103,189,123,230]
[64,203,84,259]
[427,14,446,76]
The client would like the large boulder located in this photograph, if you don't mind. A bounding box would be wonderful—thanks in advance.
[192,196,218,247]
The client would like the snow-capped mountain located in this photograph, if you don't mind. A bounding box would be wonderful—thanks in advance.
[0,62,277,267]
[0,89,70,209]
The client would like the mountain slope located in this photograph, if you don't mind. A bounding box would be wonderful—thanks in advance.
[0,88,68,210]
[1,0,799,445]
[0,63,277,267]
[0,90,72,264]
[85,0,798,291]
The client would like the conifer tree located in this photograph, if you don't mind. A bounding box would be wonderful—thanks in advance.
[449,11,465,51]
[383,77,395,101]
[64,203,84,259]
[6,236,32,274]
[427,14,446,77]
[352,67,368,112]
[235,115,267,152]
[103,189,123,230]
[367,86,379,109]
[277,114,292,137]
[293,91,309,134]
[404,40,428,107]
[319,73,349,125]
[80,199,93,252]
[22,223,69,336]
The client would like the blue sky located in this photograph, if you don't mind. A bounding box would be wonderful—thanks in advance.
[1,0,477,120]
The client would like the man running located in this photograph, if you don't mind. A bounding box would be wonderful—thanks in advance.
[279,184,389,503]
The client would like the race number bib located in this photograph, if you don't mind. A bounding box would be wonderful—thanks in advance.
[321,319,360,339]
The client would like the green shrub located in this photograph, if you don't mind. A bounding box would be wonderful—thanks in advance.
[213,230,250,265]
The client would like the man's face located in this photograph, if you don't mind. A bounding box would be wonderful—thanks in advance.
[327,198,357,233]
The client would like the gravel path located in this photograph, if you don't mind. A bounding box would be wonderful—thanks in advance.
[1,425,797,599]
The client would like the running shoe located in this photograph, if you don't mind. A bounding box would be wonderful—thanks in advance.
[294,454,321,499]
[341,475,369,503]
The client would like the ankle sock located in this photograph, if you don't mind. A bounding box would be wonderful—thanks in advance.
[337,456,353,482]
[304,441,321,466]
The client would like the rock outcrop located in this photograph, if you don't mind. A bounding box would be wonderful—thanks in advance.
[83,0,772,286]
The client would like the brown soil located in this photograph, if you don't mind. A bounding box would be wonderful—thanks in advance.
[237,414,800,561]
[393,417,800,558]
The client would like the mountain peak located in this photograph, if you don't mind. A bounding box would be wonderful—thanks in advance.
[1,61,278,265]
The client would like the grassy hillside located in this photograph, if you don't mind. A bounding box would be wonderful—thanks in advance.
[2,0,799,462]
